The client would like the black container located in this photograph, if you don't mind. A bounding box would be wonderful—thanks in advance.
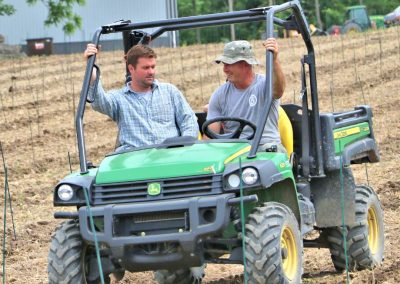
[26,37,53,56]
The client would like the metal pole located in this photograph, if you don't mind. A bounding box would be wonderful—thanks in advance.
[228,0,236,41]
[76,29,102,174]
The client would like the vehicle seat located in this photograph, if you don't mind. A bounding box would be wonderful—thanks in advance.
[278,106,293,157]
[196,112,207,139]
[196,108,294,156]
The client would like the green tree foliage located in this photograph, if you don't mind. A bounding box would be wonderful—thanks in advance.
[178,0,276,45]
[178,0,229,45]
[364,0,398,16]
[0,0,15,16]
[308,0,399,29]
[302,0,398,29]
[178,0,399,44]
[0,0,84,35]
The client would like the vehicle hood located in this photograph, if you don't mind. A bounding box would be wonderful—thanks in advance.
[95,142,251,184]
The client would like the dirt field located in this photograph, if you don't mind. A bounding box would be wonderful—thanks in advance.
[0,27,399,283]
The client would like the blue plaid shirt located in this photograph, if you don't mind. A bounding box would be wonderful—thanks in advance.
[88,80,198,150]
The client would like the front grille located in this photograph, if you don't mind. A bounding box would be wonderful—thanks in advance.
[114,210,189,237]
[92,174,222,205]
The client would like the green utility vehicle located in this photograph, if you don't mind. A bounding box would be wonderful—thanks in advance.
[48,1,384,283]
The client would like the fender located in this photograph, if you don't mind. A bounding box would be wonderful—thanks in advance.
[223,160,300,223]
[54,172,96,206]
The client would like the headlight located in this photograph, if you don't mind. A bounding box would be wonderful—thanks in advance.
[242,168,258,185]
[58,184,74,201]
[227,174,240,188]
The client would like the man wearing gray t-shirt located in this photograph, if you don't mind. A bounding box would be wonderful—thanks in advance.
[206,39,286,153]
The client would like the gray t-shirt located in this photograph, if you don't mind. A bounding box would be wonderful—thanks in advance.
[207,74,281,145]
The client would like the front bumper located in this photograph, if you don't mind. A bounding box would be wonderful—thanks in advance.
[78,193,235,271]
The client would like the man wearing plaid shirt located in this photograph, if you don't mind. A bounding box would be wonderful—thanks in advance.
[84,44,198,151]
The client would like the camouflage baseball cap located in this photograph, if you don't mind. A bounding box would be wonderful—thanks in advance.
[215,40,259,65]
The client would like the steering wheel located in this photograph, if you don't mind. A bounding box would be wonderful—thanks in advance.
[202,117,257,140]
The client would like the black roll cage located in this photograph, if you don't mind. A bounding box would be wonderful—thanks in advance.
[77,0,324,178]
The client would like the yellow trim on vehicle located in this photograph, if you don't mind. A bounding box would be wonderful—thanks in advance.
[333,127,360,139]
[224,145,251,164]
[362,126,370,132]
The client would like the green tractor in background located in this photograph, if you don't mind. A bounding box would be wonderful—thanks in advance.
[342,5,385,34]
[47,1,385,283]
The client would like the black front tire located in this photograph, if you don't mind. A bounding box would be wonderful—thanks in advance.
[245,202,302,284]
[154,265,205,284]
[325,185,384,271]
[48,220,110,284]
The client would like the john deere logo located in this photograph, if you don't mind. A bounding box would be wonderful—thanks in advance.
[147,183,161,196]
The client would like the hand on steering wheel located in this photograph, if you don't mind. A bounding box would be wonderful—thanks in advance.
[202,117,256,140]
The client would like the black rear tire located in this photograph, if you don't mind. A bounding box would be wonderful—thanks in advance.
[154,265,205,284]
[324,185,384,271]
[343,22,362,34]
[245,202,302,284]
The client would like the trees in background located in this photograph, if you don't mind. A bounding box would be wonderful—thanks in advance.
[177,0,399,44]
[0,0,84,35]
[304,0,397,29]
[0,0,15,16]
[1,0,398,41]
